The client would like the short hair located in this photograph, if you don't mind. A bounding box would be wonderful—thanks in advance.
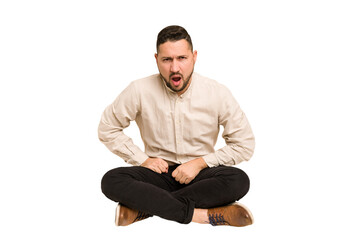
[156,25,193,52]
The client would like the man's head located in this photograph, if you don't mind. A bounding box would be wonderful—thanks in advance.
[155,25,197,95]
[156,25,193,53]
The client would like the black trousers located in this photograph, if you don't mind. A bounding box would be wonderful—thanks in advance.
[101,165,250,224]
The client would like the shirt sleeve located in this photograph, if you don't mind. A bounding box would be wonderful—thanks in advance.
[202,86,255,167]
[98,82,148,166]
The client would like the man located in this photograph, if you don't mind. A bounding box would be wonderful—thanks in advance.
[99,25,255,227]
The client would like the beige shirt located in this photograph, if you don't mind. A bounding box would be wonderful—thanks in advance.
[98,73,255,167]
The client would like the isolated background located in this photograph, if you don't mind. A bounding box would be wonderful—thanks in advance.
[1,0,359,239]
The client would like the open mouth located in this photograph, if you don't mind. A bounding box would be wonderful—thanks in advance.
[171,76,182,86]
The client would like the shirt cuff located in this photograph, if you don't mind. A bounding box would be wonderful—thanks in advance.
[127,151,149,166]
[202,153,219,168]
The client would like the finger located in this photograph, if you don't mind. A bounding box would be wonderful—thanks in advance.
[151,166,162,174]
[180,177,187,184]
[159,158,167,166]
[184,177,193,185]
[157,166,165,174]
[160,162,169,173]
[157,163,164,173]
[175,173,181,182]
[172,168,178,178]
[161,162,169,173]
[176,173,185,183]
[159,165,167,173]
[154,159,166,173]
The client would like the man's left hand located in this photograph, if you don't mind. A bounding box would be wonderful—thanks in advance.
[172,158,208,184]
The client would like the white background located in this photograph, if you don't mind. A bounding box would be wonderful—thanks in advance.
[1,0,359,239]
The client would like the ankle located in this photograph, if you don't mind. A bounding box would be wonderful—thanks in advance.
[191,208,208,224]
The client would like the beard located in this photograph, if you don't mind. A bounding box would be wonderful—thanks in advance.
[160,70,194,93]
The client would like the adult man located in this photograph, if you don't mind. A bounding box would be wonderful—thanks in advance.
[99,25,255,227]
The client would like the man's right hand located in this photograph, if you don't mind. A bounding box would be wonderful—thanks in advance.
[141,157,169,174]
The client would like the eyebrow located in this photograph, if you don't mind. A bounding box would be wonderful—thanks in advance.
[161,55,188,60]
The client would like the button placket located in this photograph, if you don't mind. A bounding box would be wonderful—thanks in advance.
[174,96,183,162]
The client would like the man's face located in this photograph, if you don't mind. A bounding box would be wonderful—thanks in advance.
[155,39,197,95]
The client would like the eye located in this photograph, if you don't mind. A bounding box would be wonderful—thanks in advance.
[162,58,172,62]
[178,56,187,60]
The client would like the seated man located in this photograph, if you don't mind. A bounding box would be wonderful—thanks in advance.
[99,25,255,227]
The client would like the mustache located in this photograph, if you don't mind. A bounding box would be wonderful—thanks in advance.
[169,72,184,78]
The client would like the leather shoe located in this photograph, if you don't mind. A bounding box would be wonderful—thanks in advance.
[115,204,151,226]
[207,203,254,227]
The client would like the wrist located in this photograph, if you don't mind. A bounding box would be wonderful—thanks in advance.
[194,157,208,170]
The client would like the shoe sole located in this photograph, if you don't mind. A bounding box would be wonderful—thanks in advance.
[236,202,254,224]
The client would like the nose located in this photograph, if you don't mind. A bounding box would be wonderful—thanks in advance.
[170,59,180,73]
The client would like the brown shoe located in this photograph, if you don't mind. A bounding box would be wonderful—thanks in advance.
[207,203,254,227]
[115,204,151,226]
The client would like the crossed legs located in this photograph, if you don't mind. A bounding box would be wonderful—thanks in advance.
[101,165,250,224]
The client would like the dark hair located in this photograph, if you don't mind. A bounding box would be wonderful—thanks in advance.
[156,25,193,52]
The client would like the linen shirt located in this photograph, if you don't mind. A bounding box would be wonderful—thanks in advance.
[98,73,255,167]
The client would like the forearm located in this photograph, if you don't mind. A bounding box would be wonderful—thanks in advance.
[98,105,148,166]
[98,128,148,165]
[202,141,255,167]
[204,112,255,167]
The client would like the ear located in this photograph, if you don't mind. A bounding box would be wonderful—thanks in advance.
[154,53,159,64]
[193,50,198,63]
